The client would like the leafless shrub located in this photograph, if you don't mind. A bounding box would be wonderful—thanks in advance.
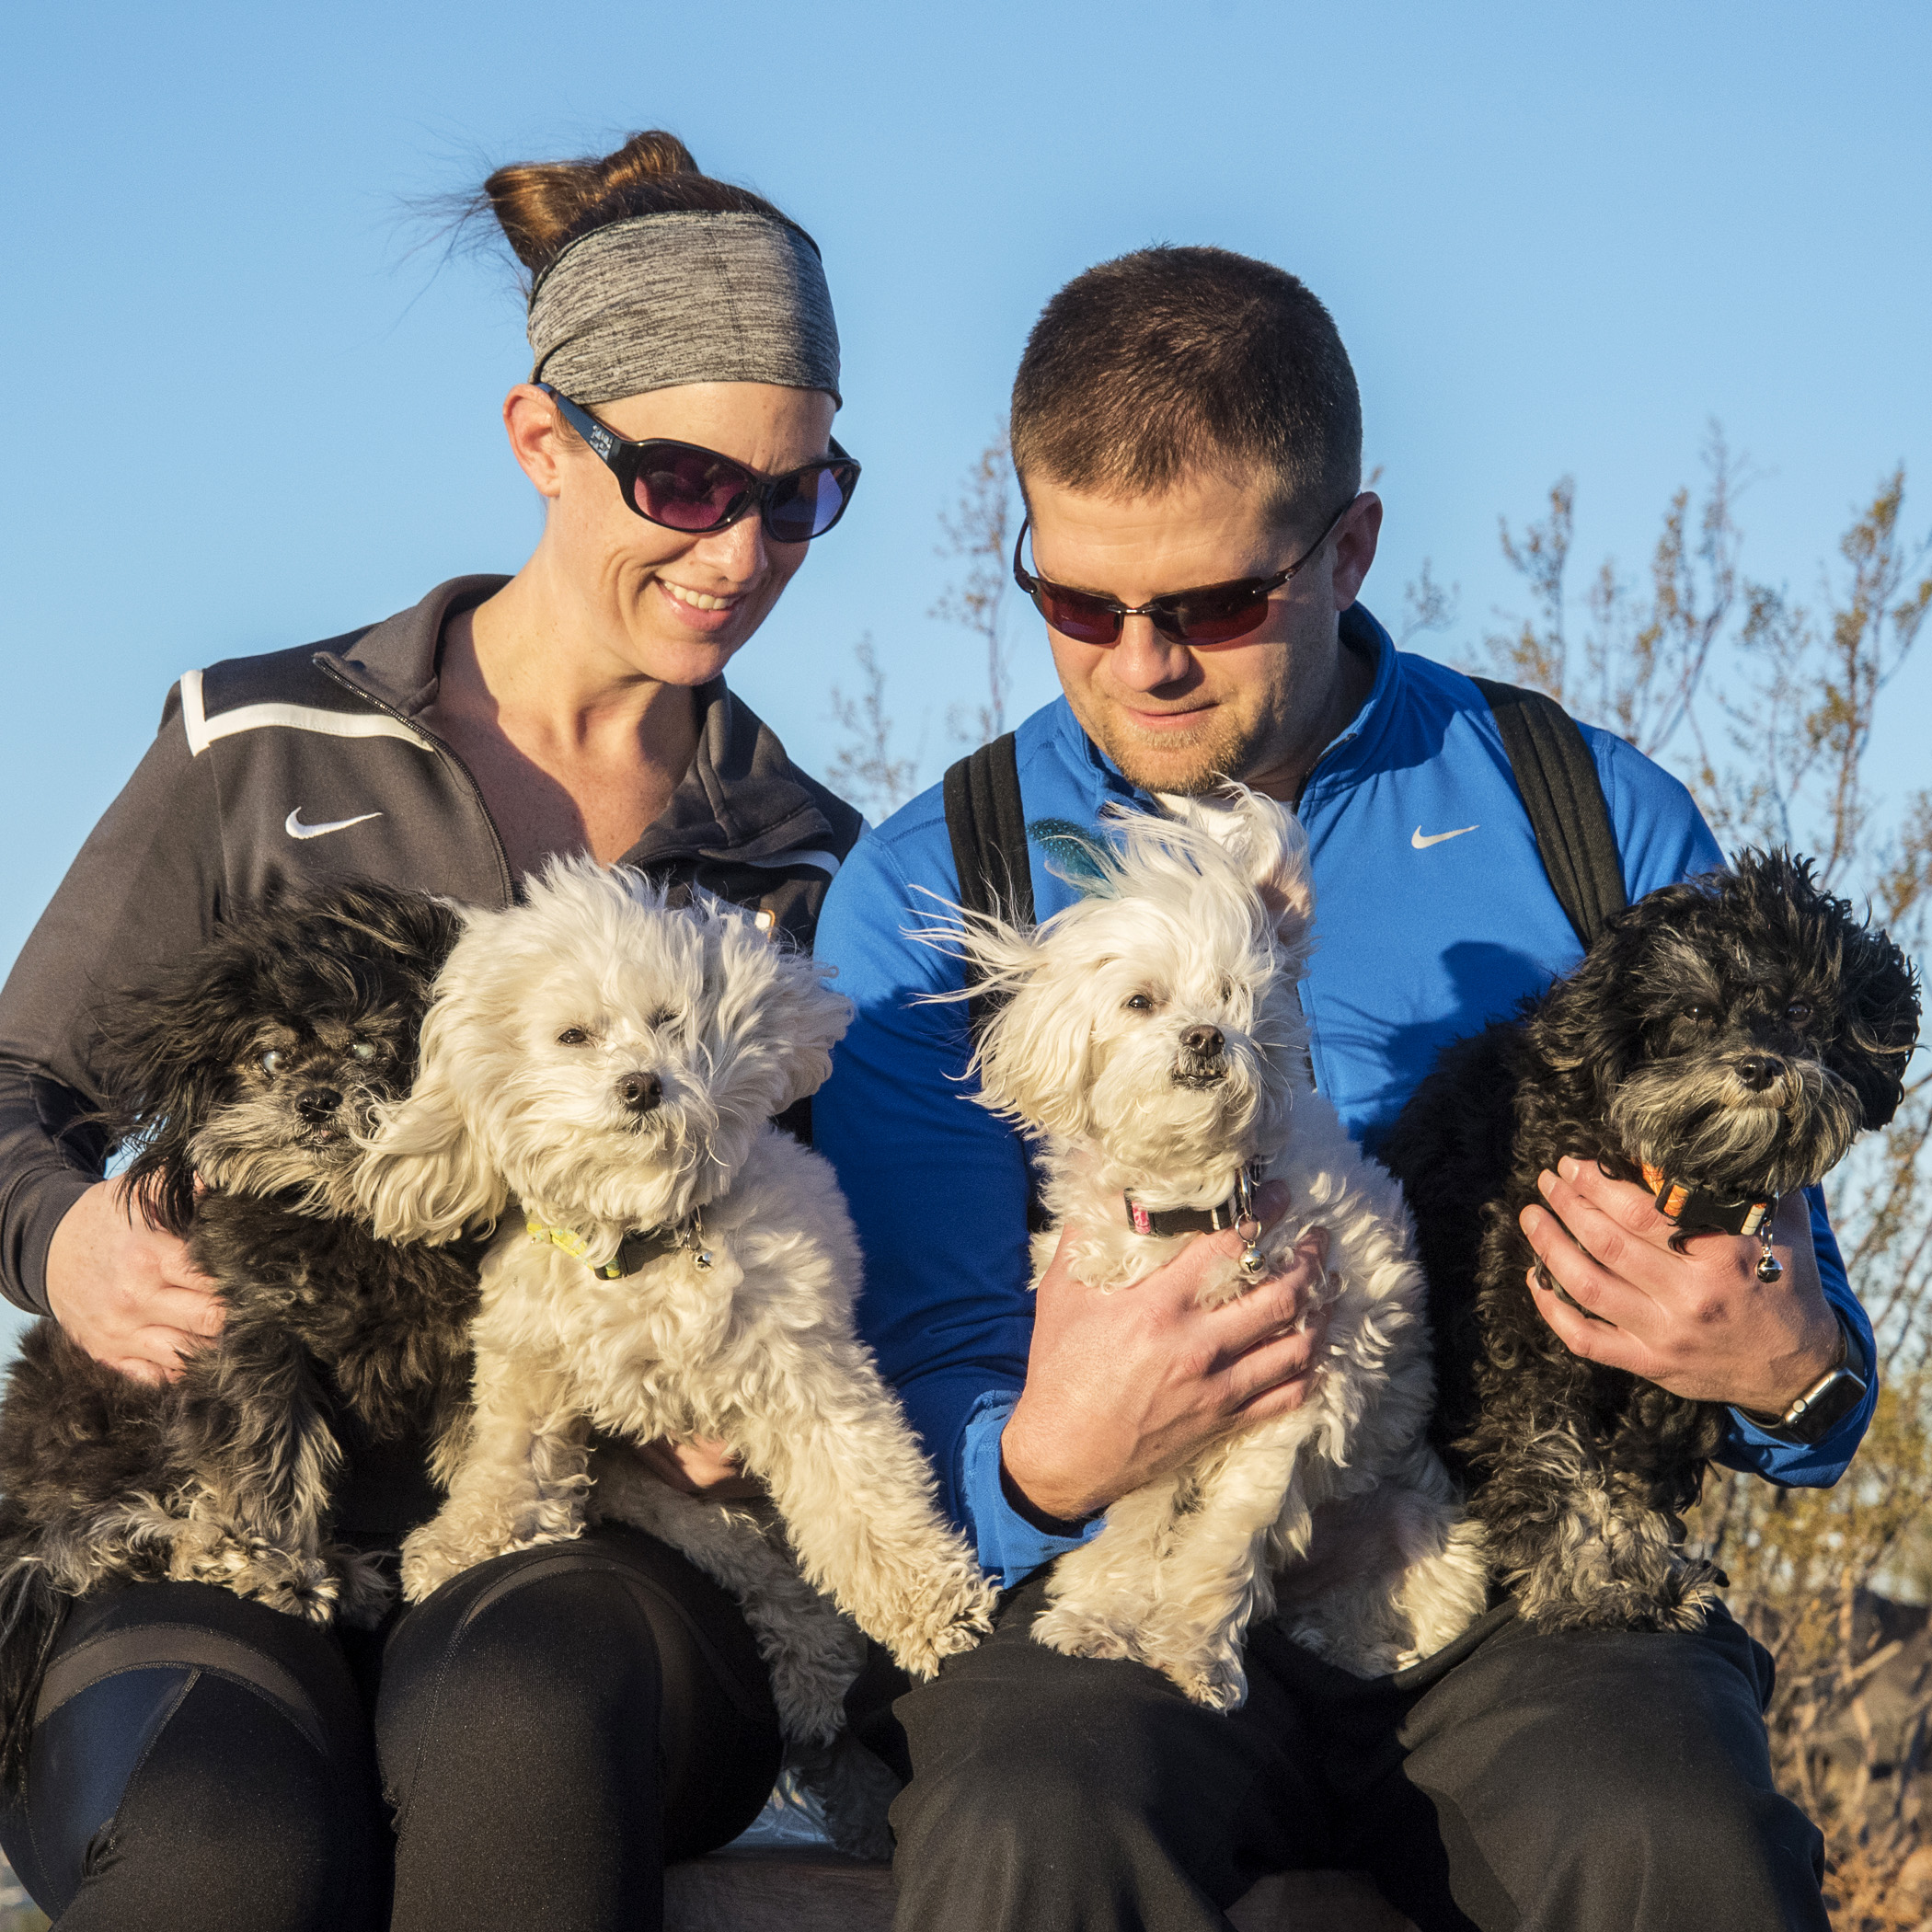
[935,430,1020,748]
[826,635,921,822]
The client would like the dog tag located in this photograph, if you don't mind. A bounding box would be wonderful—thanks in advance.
[1236,1213,1265,1278]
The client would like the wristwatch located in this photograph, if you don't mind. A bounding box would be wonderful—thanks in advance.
[1738,1317,1869,1446]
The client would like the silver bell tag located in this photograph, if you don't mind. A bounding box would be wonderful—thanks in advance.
[1233,1167,1266,1278]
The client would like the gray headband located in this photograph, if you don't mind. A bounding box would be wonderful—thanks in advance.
[527,210,841,407]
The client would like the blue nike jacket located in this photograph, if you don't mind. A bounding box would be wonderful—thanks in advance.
[812,606,1873,1587]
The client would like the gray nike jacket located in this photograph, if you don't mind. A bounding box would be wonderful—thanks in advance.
[0,575,863,1316]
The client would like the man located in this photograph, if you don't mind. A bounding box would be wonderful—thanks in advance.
[812,247,1869,1930]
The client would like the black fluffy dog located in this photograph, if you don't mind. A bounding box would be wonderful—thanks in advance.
[0,883,482,1788]
[1382,851,1920,1631]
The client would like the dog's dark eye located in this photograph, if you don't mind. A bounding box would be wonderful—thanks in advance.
[1785,1000,1814,1026]
[1124,993,1155,1014]
[650,1009,679,1031]
[1219,976,1235,1003]
[558,1028,591,1048]
[1684,1006,1710,1023]
[351,1041,377,1064]
[259,1048,285,1076]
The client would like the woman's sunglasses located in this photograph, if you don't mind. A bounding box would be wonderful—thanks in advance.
[538,385,862,544]
[1011,497,1357,647]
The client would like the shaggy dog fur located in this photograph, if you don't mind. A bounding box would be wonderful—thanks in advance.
[0,883,481,1789]
[352,859,997,1850]
[1379,851,1921,1632]
[937,790,1489,1708]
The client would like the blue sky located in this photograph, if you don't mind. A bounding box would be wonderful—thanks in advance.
[3,0,1928,987]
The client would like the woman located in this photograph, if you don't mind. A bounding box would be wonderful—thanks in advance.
[0,131,864,1930]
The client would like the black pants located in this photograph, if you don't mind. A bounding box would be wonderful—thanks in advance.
[0,1525,781,1930]
[880,1571,1827,1932]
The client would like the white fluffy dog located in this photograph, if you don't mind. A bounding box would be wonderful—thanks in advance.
[940,789,1487,1707]
[353,858,996,1778]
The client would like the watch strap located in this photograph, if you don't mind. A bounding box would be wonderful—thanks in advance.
[1740,1317,1869,1446]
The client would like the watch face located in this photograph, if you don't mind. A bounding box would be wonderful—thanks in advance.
[1785,1366,1869,1445]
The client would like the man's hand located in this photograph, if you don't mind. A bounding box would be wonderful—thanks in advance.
[1521,1156,1843,1414]
[45,1178,224,1385]
[632,1436,767,1501]
[1000,1183,1331,1525]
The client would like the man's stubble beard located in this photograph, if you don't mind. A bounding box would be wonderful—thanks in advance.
[1080,675,1294,798]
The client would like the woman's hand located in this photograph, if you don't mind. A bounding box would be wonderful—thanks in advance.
[1000,1183,1331,1526]
[632,1435,768,1501]
[45,1179,224,1384]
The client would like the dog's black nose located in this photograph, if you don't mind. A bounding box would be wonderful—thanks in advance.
[618,1072,662,1114]
[1183,1025,1225,1058]
[296,1088,342,1123]
[1735,1055,1786,1092]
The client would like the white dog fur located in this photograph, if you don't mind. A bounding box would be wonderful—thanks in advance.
[938,789,1488,1707]
[353,859,996,1773]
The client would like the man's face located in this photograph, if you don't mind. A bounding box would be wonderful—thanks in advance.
[1022,467,1381,799]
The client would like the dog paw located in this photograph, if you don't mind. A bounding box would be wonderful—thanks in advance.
[889,1575,999,1677]
[764,1633,867,1744]
[400,1524,489,1602]
[1170,1661,1248,1711]
[336,1552,397,1630]
[1029,1601,1148,1668]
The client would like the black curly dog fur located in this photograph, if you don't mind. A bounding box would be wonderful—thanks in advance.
[1381,850,1920,1632]
[0,882,484,1791]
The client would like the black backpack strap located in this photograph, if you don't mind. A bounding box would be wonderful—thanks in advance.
[1468,676,1627,952]
[942,732,1033,1036]
[941,732,1051,1232]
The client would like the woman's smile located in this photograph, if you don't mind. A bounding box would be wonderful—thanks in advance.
[657,578,749,630]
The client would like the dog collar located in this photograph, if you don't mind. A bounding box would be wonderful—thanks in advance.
[525,1213,709,1279]
[1638,1163,1777,1238]
[1124,1162,1264,1240]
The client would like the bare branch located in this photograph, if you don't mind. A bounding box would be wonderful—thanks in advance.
[934,429,1019,747]
[826,636,920,822]
[1399,558,1460,646]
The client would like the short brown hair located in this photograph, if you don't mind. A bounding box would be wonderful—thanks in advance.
[1009,246,1361,526]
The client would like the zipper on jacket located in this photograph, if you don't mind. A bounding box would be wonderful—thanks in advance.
[312,656,516,909]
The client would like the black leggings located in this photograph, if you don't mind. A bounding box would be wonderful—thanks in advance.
[0,1525,782,1930]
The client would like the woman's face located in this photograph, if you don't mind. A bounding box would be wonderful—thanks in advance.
[509,380,838,688]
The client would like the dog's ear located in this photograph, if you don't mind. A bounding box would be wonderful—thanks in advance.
[767,952,856,1111]
[972,950,1098,1141]
[914,903,1094,1135]
[1532,906,1658,1104]
[353,933,509,1242]
[94,959,270,1235]
[1230,791,1317,958]
[1837,921,1922,1131]
[1159,789,1316,958]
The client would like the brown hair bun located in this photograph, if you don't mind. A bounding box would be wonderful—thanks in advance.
[480,130,797,282]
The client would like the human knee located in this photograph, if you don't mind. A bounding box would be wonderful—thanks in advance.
[415,1558,666,1738]
[1412,1626,1823,1922]
[895,1670,1181,1861]
[55,1672,381,1929]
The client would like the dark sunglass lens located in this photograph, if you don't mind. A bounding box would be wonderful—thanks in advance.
[1038,587,1123,646]
[635,449,752,531]
[765,465,848,543]
[1167,590,1272,646]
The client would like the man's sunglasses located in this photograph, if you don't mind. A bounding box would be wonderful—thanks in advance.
[1011,497,1358,647]
[538,385,862,544]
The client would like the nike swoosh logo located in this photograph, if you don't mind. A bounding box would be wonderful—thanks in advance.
[285,808,384,841]
[1411,823,1478,849]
